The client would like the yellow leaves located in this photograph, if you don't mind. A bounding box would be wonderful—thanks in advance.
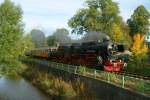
[131,33,148,58]
[109,23,124,43]
[114,32,122,43]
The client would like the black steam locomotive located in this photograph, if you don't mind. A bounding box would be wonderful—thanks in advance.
[29,38,127,71]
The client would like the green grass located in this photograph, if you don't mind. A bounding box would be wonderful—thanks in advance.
[123,61,150,77]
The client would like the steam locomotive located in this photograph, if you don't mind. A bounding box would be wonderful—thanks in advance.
[28,38,127,71]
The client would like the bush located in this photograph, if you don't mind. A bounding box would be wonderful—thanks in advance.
[0,59,27,79]
[124,61,150,76]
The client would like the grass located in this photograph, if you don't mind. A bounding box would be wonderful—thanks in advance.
[123,61,150,77]
[78,66,86,75]
[22,65,93,99]
[119,53,150,77]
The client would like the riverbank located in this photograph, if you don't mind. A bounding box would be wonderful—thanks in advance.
[22,65,94,100]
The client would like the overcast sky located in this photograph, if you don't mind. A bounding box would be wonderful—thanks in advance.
[0,0,150,38]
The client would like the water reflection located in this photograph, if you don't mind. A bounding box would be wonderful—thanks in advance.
[0,77,48,100]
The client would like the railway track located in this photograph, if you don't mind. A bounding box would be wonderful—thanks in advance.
[115,71,150,81]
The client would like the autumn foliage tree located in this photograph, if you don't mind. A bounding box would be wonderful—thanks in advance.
[131,33,148,66]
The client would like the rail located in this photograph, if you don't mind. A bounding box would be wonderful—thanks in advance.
[22,57,150,96]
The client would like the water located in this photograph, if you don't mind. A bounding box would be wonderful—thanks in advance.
[0,77,48,100]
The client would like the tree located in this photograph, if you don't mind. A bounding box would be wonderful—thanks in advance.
[19,34,34,55]
[47,35,57,46]
[131,33,148,66]
[0,0,33,73]
[0,0,23,61]
[127,5,150,37]
[109,23,124,43]
[68,0,122,35]
[120,22,132,47]
[31,29,47,48]
[47,28,71,45]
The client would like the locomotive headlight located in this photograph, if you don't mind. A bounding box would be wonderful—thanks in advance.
[124,63,127,66]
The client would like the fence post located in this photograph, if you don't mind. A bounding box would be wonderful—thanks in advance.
[94,70,97,79]
[57,63,60,69]
[58,63,60,69]
[55,62,56,68]
[52,62,53,67]
[122,75,125,88]
[68,64,69,72]
[56,63,58,69]
[48,62,50,67]
[49,62,51,67]
[83,67,85,75]
[107,73,110,83]
[57,63,58,69]
[50,62,51,67]
[51,62,53,68]
[75,66,77,74]
[62,64,63,70]
[50,62,52,67]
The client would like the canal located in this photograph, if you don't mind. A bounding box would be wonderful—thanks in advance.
[0,77,48,100]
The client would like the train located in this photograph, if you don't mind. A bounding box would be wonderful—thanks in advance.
[27,38,128,71]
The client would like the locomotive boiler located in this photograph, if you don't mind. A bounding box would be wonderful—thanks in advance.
[29,38,127,71]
